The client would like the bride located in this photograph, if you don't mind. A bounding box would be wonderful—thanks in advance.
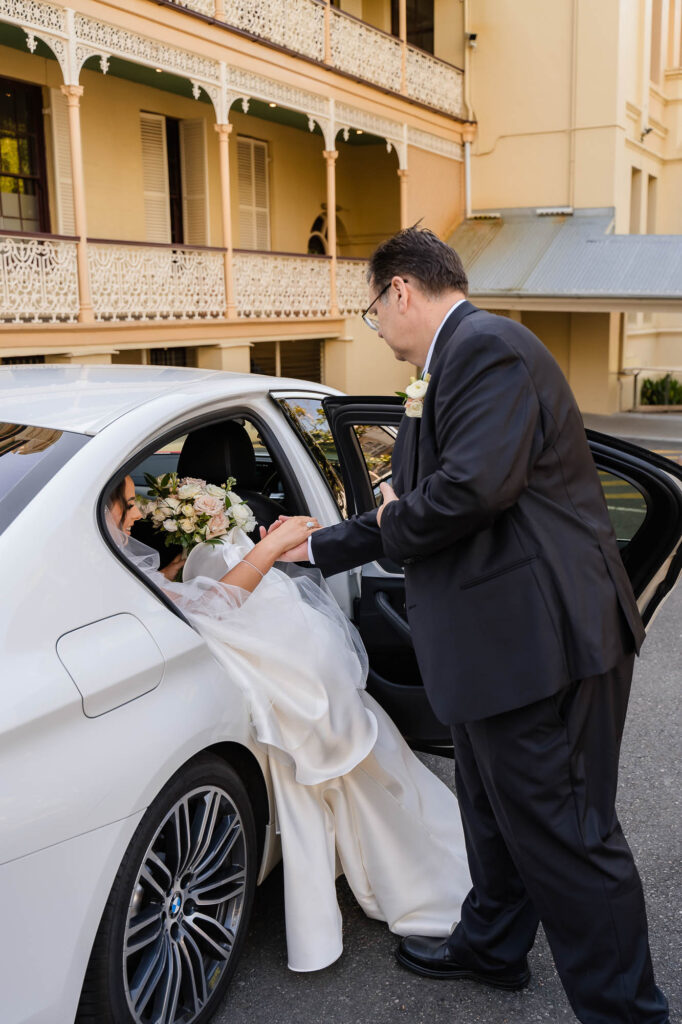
[109,476,471,973]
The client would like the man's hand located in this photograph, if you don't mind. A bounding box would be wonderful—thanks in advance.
[376,482,398,527]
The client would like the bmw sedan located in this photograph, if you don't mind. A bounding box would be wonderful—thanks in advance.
[1,364,681,1024]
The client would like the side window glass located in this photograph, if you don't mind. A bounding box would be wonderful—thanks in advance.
[352,425,396,507]
[131,436,185,496]
[277,398,347,517]
[598,470,647,544]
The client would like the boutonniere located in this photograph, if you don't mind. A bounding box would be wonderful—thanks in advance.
[396,374,430,418]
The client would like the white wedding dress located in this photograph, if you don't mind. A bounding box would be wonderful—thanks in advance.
[134,528,471,972]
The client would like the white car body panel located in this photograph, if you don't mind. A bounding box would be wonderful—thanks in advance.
[0,367,350,1022]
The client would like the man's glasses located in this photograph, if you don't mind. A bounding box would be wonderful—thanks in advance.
[362,281,392,331]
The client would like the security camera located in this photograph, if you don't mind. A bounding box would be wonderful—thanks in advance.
[467,32,478,48]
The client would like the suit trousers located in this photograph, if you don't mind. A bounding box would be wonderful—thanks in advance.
[448,655,669,1023]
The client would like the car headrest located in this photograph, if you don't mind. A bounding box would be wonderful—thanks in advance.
[177,421,257,488]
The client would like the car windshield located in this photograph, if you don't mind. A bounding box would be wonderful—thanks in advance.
[0,422,89,535]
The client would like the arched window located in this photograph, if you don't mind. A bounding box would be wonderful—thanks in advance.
[306,206,349,256]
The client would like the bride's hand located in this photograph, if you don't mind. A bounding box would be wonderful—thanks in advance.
[160,550,187,581]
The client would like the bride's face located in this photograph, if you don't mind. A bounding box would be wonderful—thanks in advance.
[112,475,143,534]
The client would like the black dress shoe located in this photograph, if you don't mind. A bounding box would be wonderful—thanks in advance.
[396,935,530,990]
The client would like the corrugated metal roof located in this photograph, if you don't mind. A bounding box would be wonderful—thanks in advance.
[448,208,682,300]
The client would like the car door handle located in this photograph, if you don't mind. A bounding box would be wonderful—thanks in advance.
[375,591,412,643]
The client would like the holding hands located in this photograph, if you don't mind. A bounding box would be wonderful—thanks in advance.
[259,515,319,562]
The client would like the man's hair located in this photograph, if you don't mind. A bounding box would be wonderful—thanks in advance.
[368,226,468,298]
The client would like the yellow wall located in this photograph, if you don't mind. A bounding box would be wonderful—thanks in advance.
[406,145,463,237]
[520,310,619,414]
[325,316,417,395]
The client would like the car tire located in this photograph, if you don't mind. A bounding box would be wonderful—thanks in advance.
[77,754,257,1024]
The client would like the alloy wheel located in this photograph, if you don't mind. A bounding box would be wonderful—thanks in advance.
[122,785,247,1024]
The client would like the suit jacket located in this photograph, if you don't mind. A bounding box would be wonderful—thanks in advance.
[311,302,645,724]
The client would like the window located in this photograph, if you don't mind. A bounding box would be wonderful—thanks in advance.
[598,470,647,544]
[149,347,196,367]
[237,136,270,250]
[1,355,45,364]
[250,339,323,383]
[390,0,434,53]
[0,77,49,233]
[139,112,209,245]
[352,424,395,504]
[0,422,88,535]
[277,397,346,516]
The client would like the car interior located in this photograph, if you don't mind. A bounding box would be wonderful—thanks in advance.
[129,415,296,567]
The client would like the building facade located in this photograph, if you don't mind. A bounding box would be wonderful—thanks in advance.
[0,0,469,394]
[452,0,682,413]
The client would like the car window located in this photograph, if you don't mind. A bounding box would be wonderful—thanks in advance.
[351,424,395,507]
[277,397,347,516]
[598,470,647,543]
[131,436,185,496]
[0,422,89,535]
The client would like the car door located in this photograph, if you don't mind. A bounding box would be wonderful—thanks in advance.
[318,396,682,756]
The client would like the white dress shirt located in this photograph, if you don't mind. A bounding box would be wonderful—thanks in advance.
[307,299,466,562]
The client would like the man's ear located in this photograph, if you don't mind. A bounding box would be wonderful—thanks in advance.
[392,275,409,312]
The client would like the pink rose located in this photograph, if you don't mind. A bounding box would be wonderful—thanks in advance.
[194,494,224,516]
[206,511,229,538]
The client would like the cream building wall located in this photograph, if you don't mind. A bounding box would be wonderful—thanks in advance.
[462,0,682,412]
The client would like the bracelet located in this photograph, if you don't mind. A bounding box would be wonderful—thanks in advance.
[239,558,265,579]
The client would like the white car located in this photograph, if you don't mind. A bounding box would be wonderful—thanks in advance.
[1,364,681,1024]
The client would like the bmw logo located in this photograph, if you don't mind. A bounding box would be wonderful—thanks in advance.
[169,893,182,917]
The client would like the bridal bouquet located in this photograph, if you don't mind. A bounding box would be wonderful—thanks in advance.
[138,472,257,552]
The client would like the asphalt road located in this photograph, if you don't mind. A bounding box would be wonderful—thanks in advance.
[214,586,681,1024]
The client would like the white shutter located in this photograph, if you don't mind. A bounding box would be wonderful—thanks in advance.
[179,118,209,246]
[140,112,171,244]
[49,88,75,236]
[237,136,270,250]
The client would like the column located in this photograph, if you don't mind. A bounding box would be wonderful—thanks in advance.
[215,123,236,318]
[214,0,226,19]
[399,0,407,93]
[60,85,93,323]
[324,149,339,317]
[397,168,409,228]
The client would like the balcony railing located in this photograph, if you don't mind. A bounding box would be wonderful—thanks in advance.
[88,240,226,322]
[0,236,369,324]
[169,0,464,119]
[233,251,331,319]
[0,233,79,324]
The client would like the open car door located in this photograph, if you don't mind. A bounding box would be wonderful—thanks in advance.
[323,397,682,757]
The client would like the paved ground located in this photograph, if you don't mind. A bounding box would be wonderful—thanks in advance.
[215,590,681,1024]
[214,416,682,1024]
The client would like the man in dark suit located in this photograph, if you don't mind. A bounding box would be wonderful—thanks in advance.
[295,228,668,1023]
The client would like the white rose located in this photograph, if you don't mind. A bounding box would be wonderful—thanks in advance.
[152,507,166,523]
[226,490,243,506]
[180,517,196,532]
[405,378,428,399]
[178,483,201,500]
[163,518,178,532]
[404,398,423,418]
[165,496,182,512]
[181,503,196,517]
[206,483,226,498]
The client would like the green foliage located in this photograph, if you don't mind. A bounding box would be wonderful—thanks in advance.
[639,374,682,406]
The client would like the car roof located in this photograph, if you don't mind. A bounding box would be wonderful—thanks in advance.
[0,364,332,434]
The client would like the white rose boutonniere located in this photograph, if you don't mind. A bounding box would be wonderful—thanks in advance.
[396,373,431,418]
